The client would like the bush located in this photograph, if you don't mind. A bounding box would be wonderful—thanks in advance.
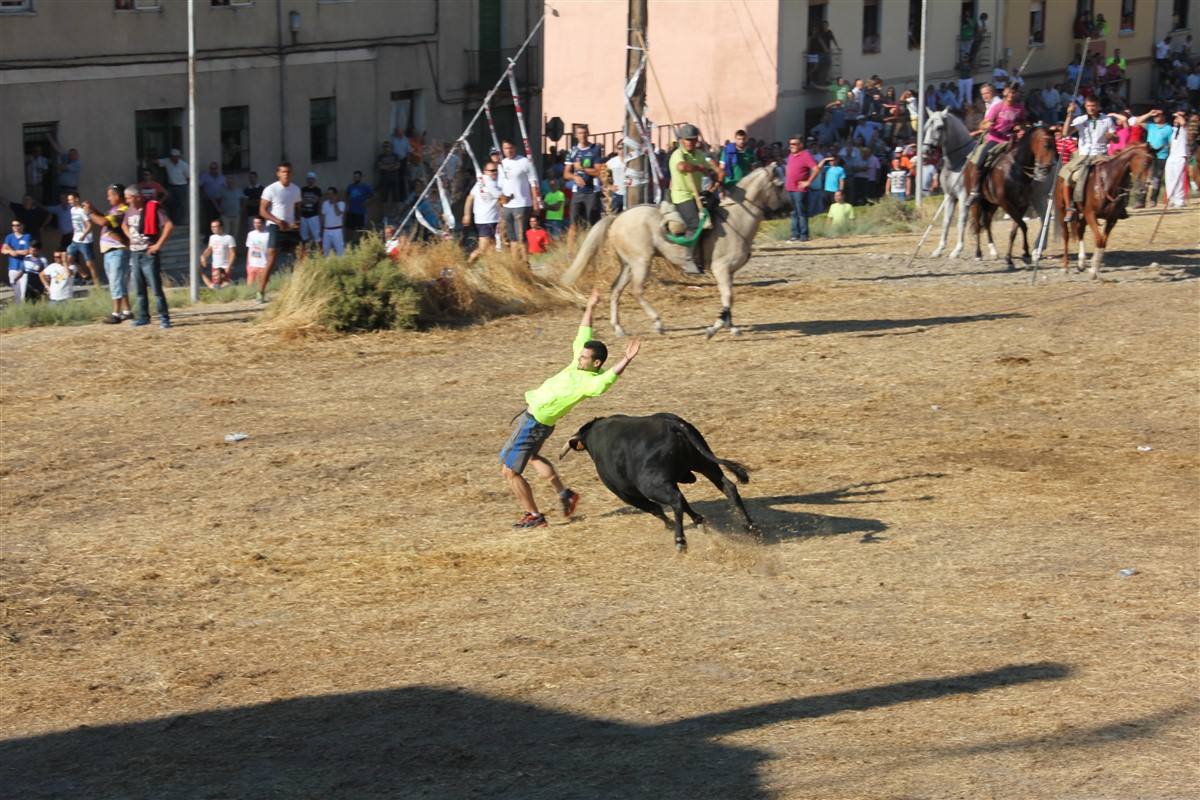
[759,194,942,241]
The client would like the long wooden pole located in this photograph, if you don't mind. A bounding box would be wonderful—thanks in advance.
[625,0,647,207]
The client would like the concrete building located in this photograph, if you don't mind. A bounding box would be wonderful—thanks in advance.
[1,0,544,217]
[543,0,1197,148]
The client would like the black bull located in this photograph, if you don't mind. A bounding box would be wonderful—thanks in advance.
[560,413,757,551]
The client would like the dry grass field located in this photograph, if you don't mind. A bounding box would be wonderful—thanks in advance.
[1,207,1198,799]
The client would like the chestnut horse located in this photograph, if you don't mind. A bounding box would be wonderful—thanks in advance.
[964,126,1057,269]
[1054,143,1154,279]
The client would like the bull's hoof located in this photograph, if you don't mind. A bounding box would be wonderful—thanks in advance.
[675,539,688,553]
[613,325,627,338]
[653,320,665,335]
[704,325,719,340]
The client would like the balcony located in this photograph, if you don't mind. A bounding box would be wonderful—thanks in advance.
[465,46,541,93]
[955,32,993,70]
[803,48,842,89]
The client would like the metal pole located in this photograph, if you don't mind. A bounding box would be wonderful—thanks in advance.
[915,0,927,209]
[625,0,648,206]
[905,196,949,268]
[276,0,287,160]
[187,0,198,303]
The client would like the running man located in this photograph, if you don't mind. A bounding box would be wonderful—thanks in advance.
[499,289,641,529]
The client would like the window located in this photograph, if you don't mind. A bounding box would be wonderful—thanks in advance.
[115,0,161,10]
[0,0,34,13]
[22,122,56,202]
[908,0,921,49]
[211,0,253,6]
[389,90,426,138]
[1119,0,1134,32]
[862,0,881,54]
[220,106,250,173]
[135,108,183,163]
[310,97,337,162]
[1030,0,1045,44]
[1171,0,1187,30]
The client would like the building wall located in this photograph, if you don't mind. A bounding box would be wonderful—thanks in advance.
[0,0,542,212]
[543,0,780,147]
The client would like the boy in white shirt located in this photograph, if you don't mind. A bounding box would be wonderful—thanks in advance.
[320,187,346,256]
[245,217,270,289]
[41,249,76,303]
[199,219,236,288]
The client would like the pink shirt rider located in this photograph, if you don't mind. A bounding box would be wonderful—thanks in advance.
[985,101,1026,144]
[785,149,818,192]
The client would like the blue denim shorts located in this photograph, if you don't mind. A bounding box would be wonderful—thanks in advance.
[499,411,554,473]
[103,248,130,299]
[66,240,92,264]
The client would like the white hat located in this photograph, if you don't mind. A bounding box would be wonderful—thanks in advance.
[170,148,181,156]
[306,171,317,179]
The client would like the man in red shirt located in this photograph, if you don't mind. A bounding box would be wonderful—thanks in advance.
[784,135,820,242]
[525,214,550,254]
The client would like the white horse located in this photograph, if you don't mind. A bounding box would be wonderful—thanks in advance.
[922,110,976,260]
[560,166,787,339]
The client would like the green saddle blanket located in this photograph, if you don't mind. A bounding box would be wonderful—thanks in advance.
[664,210,710,246]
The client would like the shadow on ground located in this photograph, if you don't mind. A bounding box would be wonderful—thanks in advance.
[745,312,1027,337]
[0,663,1069,799]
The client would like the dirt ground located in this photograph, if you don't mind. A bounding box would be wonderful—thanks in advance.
[1,207,1198,799]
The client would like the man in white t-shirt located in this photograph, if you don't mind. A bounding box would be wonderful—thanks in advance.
[66,192,99,285]
[605,153,627,214]
[1060,97,1127,221]
[245,216,270,289]
[498,139,541,259]
[199,218,236,288]
[462,162,502,263]
[256,161,301,302]
[157,148,190,222]
[320,186,346,256]
[40,250,76,303]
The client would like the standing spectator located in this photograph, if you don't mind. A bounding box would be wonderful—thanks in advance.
[864,146,882,200]
[826,190,855,230]
[198,162,225,226]
[542,177,566,238]
[87,184,132,324]
[462,159,502,263]
[8,195,50,242]
[721,129,758,190]
[121,186,175,328]
[1186,63,1200,108]
[810,20,839,86]
[256,162,301,303]
[25,146,50,203]
[199,219,236,289]
[1140,110,1172,206]
[344,170,373,242]
[971,12,989,66]
[605,152,627,214]
[1155,36,1172,85]
[320,186,346,256]
[564,124,603,246]
[45,193,73,253]
[20,241,47,303]
[56,147,82,196]
[136,169,167,204]
[1163,110,1189,208]
[1042,83,1063,123]
[498,139,541,261]
[991,59,1010,92]
[783,135,819,242]
[244,217,270,289]
[66,192,99,286]
[242,171,265,233]
[888,148,911,200]
[376,141,403,221]
[40,248,75,304]
[524,214,550,256]
[156,148,189,222]
[217,175,243,241]
[821,155,846,209]
[956,59,975,109]
[3,219,32,303]
[298,172,323,253]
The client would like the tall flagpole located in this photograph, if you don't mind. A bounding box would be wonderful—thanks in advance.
[187,0,198,303]
[915,0,928,209]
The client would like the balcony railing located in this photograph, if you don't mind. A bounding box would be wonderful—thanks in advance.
[465,47,541,92]
[803,48,842,89]
[955,32,993,69]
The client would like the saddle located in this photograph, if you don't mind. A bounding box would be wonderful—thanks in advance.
[660,192,718,244]
[981,140,1011,170]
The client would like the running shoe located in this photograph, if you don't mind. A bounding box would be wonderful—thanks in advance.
[513,512,547,529]
[560,490,580,518]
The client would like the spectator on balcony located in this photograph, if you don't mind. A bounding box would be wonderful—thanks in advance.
[376,141,403,221]
[1107,49,1127,75]
[969,12,988,65]
[1094,13,1110,37]
[1155,36,1172,80]
[809,20,839,87]
[25,146,49,204]
[1074,11,1093,39]
[959,12,975,63]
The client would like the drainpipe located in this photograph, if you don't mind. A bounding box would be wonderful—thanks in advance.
[276,0,287,160]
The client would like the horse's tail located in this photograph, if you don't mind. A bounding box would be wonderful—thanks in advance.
[560,215,616,287]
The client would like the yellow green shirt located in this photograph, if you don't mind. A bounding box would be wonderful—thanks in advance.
[524,326,619,426]
[827,202,856,227]
[669,147,708,204]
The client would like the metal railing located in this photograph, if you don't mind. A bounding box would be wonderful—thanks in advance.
[803,48,842,88]
[544,123,679,159]
[464,47,540,92]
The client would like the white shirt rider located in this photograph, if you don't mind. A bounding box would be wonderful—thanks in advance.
[1072,113,1118,156]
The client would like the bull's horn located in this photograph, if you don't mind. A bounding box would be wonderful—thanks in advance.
[558,441,573,460]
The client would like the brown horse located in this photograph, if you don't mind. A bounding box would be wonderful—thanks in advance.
[965,126,1057,269]
[1054,143,1154,278]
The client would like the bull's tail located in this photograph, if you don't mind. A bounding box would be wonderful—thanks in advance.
[559,215,616,287]
[667,414,750,484]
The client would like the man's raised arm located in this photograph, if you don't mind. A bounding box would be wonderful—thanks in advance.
[581,287,601,328]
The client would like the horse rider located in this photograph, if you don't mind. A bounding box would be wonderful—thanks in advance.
[668,123,719,274]
[965,84,1026,207]
[1059,97,1129,222]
